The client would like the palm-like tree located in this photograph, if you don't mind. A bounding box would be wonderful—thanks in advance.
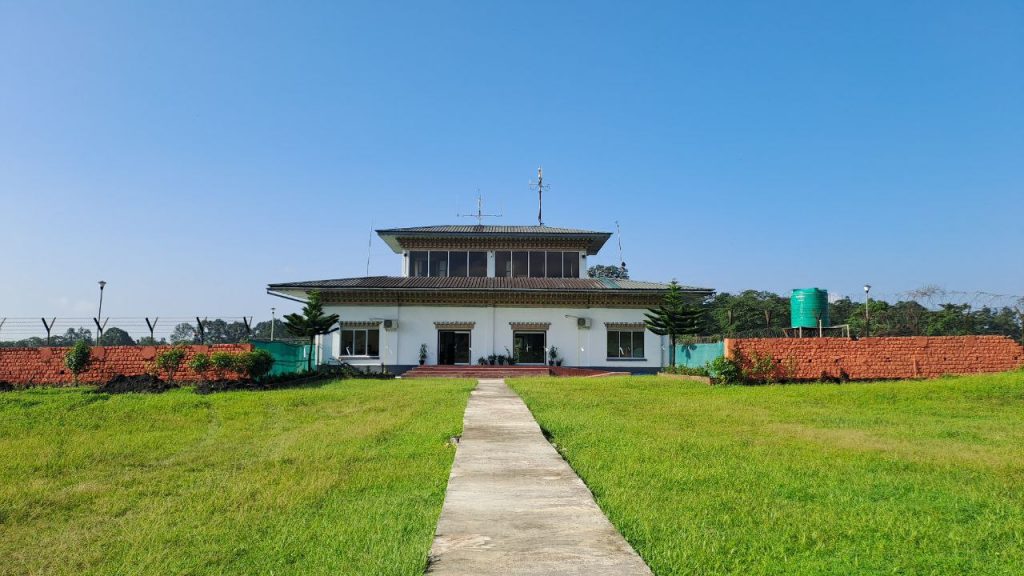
[283,291,340,372]
[645,280,705,367]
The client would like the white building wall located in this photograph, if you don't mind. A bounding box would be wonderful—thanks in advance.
[321,304,665,370]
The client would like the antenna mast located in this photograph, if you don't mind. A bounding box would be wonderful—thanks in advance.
[458,191,502,225]
[530,167,549,226]
[366,219,374,275]
[616,220,627,270]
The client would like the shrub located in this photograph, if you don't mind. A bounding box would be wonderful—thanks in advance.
[662,364,709,377]
[64,340,92,383]
[154,346,188,382]
[237,350,275,380]
[706,356,743,385]
[188,353,211,379]
[210,352,239,379]
[745,352,778,384]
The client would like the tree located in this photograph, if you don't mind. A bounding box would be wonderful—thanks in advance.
[202,319,250,344]
[170,323,197,344]
[252,319,289,340]
[645,280,705,367]
[588,264,629,279]
[98,327,136,346]
[283,290,339,372]
[64,340,92,384]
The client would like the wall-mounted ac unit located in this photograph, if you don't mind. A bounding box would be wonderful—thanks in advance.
[382,319,398,331]
[577,317,592,329]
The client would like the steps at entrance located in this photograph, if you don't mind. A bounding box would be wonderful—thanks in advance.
[402,365,552,379]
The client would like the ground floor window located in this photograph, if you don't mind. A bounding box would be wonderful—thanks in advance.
[340,329,380,357]
[607,330,645,359]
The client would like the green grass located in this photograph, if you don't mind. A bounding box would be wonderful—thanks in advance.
[0,378,475,575]
[510,373,1024,575]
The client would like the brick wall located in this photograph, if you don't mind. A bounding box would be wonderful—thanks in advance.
[0,344,253,386]
[725,336,1024,381]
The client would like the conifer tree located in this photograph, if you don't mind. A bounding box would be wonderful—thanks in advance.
[645,280,705,367]
[283,291,340,372]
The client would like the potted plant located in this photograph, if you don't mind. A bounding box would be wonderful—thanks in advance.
[487,354,497,366]
[548,346,559,366]
[418,344,428,365]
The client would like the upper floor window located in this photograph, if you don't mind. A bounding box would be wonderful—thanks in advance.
[409,251,487,278]
[494,251,580,278]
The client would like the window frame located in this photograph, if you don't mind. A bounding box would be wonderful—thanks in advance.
[339,328,381,358]
[606,329,646,360]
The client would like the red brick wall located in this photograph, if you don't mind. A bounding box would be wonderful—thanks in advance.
[0,344,253,386]
[725,336,1024,381]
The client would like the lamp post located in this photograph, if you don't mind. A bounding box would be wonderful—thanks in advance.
[97,281,106,343]
[863,284,871,338]
[271,307,276,341]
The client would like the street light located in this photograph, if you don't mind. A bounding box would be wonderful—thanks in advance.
[863,284,871,338]
[271,307,276,341]
[97,281,107,343]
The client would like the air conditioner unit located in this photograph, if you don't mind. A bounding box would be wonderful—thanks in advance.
[382,319,398,331]
[577,317,592,329]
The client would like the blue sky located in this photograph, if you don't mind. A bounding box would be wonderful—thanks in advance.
[2,0,1022,322]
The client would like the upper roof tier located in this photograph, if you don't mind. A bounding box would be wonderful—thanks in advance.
[376,225,613,255]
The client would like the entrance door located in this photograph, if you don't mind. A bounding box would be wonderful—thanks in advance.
[513,331,546,364]
[438,331,471,365]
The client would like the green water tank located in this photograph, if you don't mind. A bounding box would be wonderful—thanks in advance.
[791,288,830,328]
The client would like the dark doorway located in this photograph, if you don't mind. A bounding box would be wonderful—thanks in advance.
[513,331,546,364]
[438,331,471,365]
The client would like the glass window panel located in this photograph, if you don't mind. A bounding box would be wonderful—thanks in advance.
[546,251,563,278]
[354,330,367,355]
[512,251,529,277]
[468,251,488,277]
[367,330,380,356]
[563,252,579,278]
[632,332,645,358]
[429,251,448,277]
[449,251,468,277]
[529,252,545,278]
[409,251,429,277]
[341,330,355,356]
[620,332,632,357]
[607,331,619,358]
[495,251,512,277]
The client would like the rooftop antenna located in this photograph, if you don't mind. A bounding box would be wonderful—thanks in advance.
[458,190,502,225]
[366,219,373,276]
[529,167,549,226]
[616,220,627,271]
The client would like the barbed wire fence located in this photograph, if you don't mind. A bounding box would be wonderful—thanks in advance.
[0,316,305,347]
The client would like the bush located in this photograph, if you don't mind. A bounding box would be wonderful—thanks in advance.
[64,341,92,383]
[154,346,188,382]
[706,356,743,385]
[188,353,211,378]
[210,352,239,379]
[237,350,275,380]
[662,365,709,377]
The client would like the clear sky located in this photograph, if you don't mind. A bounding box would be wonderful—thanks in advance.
[2,0,1022,323]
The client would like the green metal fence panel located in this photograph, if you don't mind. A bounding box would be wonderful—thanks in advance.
[675,341,724,368]
[252,340,310,376]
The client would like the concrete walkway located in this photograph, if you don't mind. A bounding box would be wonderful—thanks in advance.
[427,379,652,575]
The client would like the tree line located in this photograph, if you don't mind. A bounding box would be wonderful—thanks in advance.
[0,319,293,348]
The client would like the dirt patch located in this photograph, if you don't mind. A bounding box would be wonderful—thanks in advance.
[194,379,262,395]
[96,374,176,394]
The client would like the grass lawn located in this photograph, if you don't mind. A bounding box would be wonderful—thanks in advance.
[0,378,475,576]
[510,372,1024,575]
